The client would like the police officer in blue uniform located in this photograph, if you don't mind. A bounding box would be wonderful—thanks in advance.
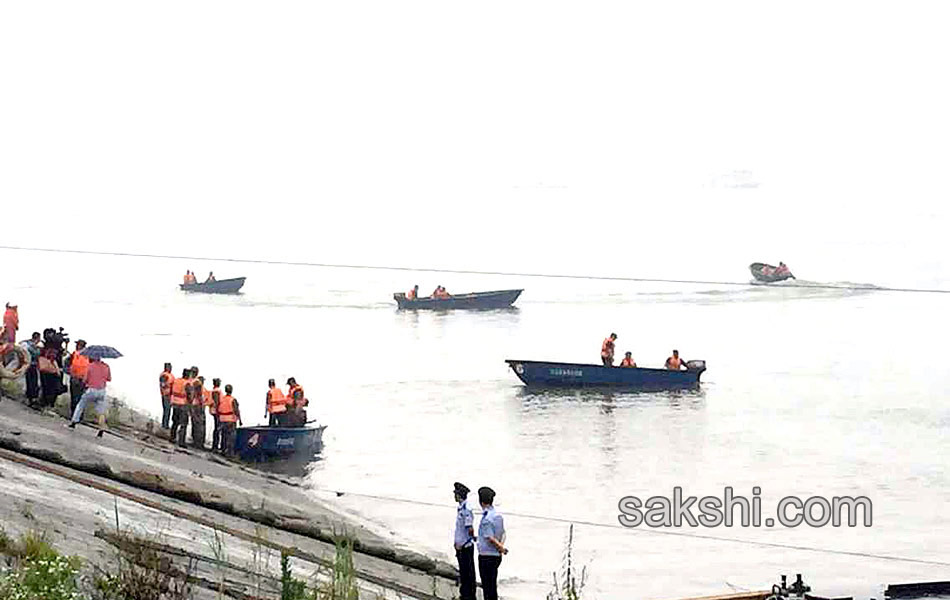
[477,486,508,600]
[453,482,476,600]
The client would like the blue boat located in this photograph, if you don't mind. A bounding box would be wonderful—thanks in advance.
[234,425,326,463]
[393,289,523,310]
[505,359,706,390]
[180,277,246,294]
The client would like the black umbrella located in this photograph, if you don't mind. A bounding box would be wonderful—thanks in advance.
[81,345,123,360]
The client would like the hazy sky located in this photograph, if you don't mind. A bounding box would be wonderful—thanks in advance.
[2,1,948,278]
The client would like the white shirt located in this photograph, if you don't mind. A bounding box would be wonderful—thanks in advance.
[454,500,474,548]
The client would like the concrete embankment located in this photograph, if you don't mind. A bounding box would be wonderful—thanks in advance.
[0,395,458,599]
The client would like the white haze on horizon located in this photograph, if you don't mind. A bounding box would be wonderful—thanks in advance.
[1,1,948,285]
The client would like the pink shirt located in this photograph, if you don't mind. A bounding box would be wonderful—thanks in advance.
[85,361,112,389]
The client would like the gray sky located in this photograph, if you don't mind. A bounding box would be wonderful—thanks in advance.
[2,1,948,278]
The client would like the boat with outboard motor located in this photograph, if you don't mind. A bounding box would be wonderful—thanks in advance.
[505,359,706,390]
[750,262,794,283]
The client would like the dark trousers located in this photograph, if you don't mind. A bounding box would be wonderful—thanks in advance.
[170,405,190,447]
[211,415,221,451]
[69,376,86,415]
[268,413,279,427]
[602,356,613,366]
[190,405,206,448]
[25,365,40,400]
[478,555,502,600]
[161,395,172,429]
[40,372,62,407]
[455,545,476,600]
[219,422,236,456]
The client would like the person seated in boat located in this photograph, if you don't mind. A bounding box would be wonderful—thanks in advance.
[205,271,216,283]
[665,349,687,370]
[407,285,419,300]
[620,352,636,368]
[183,270,193,284]
[775,262,789,276]
[601,333,617,366]
[285,377,308,426]
[438,287,451,298]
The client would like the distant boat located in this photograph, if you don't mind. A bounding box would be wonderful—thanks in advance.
[180,277,246,294]
[749,263,795,283]
[505,359,706,390]
[234,425,326,463]
[393,289,523,310]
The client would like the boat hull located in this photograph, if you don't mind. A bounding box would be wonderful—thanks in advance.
[234,425,326,462]
[505,359,705,390]
[749,263,794,283]
[394,289,522,310]
[180,277,246,294]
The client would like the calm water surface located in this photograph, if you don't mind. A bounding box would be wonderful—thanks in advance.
[4,252,950,600]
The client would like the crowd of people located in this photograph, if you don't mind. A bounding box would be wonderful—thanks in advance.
[600,332,691,370]
[157,364,309,455]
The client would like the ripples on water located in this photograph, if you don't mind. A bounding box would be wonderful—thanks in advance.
[5,253,950,600]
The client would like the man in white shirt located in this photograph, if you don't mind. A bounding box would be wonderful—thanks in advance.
[477,486,508,600]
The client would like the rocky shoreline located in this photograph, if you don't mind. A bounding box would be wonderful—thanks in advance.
[0,388,459,599]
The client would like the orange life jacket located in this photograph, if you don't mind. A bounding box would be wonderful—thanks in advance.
[620,357,636,367]
[70,352,90,379]
[288,384,306,408]
[159,371,175,395]
[201,388,211,409]
[407,289,416,300]
[601,338,615,358]
[667,356,682,370]
[267,388,287,413]
[208,388,220,414]
[171,378,188,405]
[218,395,238,423]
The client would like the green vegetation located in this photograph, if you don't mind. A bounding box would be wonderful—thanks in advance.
[0,529,83,600]
[547,524,590,600]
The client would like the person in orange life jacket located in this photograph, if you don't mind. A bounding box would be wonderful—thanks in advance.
[431,286,442,298]
[665,349,687,370]
[601,333,617,366]
[620,352,636,368]
[407,285,419,300]
[265,379,287,427]
[217,384,242,456]
[286,377,307,427]
[159,362,175,429]
[190,373,208,449]
[206,271,216,283]
[3,303,19,344]
[169,368,192,447]
[66,340,90,415]
[209,378,224,452]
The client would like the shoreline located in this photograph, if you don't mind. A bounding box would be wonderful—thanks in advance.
[0,385,459,598]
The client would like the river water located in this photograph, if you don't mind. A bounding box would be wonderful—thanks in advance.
[4,247,949,600]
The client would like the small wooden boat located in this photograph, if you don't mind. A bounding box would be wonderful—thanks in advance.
[180,277,246,294]
[234,425,326,463]
[505,359,706,390]
[749,263,794,283]
[393,289,523,310]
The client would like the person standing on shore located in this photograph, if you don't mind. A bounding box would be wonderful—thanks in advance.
[190,373,207,448]
[20,332,42,404]
[159,363,175,429]
[476,486,508,600]
[209,378,223,452]
[68,356,111,437]
[66,340,90,416]
[38,344,63,408]
[217,384,241,455]
[3,303,18,344]
[453,482,476,600]
[169,368,191,447]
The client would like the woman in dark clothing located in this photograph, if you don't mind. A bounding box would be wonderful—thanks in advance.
[22,332,42,405]
[38,345,65,408]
